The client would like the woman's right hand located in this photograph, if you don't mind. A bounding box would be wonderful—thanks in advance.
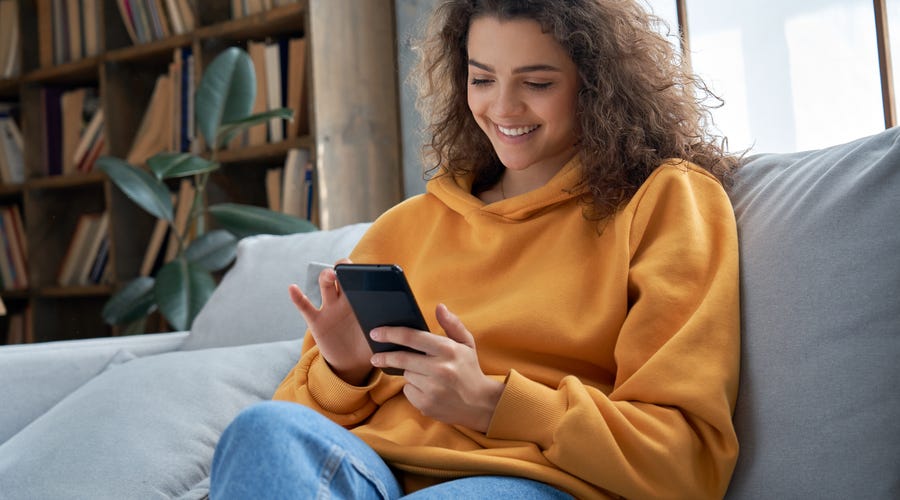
[288,259,373,385]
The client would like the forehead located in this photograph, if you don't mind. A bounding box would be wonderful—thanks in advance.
[466,16,573,69]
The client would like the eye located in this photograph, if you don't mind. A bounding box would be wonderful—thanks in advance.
[470,78,493,86]
[525,81,553,90]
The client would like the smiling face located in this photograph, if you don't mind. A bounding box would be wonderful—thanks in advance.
[466,16,580,189]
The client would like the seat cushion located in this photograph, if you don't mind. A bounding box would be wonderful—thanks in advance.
[726,127,900,497]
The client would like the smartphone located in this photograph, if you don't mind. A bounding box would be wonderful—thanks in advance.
[334,263,428,375]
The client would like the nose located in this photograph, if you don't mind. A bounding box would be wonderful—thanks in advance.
[490,84,525,117]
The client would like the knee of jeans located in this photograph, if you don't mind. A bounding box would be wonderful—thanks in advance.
[226,400,311,440]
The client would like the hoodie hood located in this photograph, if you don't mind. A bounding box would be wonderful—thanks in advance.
[426,156,587,222]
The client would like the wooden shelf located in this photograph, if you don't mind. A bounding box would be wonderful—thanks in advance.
[27,171,106,190]
[0,0,401,344]
[38,285,114,298]
[22,56,102,84]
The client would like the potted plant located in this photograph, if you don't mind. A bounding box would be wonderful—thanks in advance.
[98,47,316,331]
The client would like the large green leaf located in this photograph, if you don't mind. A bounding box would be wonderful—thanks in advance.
[102,277,157,325]
[98,156,174,222]
[209,203,317,239]
[155,258,217,331]
[216,108,294,148]
[184,229,238,272]
[195,47,256,150]
[147,152,219,180]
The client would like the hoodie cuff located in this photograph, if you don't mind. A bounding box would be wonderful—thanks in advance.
[486,369,568,449]
[307,352,381,415]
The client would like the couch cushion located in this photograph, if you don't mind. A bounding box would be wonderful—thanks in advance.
[181,222,371,350]
[0,339,301,500]
[726,127,900,497]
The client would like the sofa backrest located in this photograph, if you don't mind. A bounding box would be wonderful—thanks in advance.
[727,127,900,498]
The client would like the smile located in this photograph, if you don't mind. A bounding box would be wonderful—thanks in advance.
[497,124,540,137]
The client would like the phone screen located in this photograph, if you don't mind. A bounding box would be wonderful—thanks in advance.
[334,264,428,375]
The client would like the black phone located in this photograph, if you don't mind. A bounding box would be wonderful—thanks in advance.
[334,263,428,375]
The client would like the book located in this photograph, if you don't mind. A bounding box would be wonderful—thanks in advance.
[82,0,101,56]
[115,0,139,45]
[0,117,25,184]
[57,212,102,286]
[264,41,283,142]
[36,0,55,67]
[127,74,173,165]
[87,233,109,283]
[0,0,21,78]
[140,213,170,276]
[76,211,109,285]
[42,86,65,175]
[60,87,87,175]
[1,207,27,289]
[285,37,307,138]
[164,0,184,35]
[77,132,105,173]
[72,107,104,169]
[65,0,83,62]
[174,0,195,32]
[247,40,269,146]
[265,167,282,211]
[0,210,17,289]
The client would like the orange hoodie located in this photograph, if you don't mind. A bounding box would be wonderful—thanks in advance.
[274,157,740,499]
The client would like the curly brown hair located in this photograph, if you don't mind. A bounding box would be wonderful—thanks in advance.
[411,0,740,220]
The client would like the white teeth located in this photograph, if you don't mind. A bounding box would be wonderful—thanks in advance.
[498,124,539,137]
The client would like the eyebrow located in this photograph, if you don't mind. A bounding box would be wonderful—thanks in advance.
[468,58,562,74]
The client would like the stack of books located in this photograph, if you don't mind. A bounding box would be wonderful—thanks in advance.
[39,86,105,177]
[57,211,110,286]
[0,205,27,290]
[35,0,102,67]
[127,47,194,165]
[114,0,197,46]
[230,36,307,149]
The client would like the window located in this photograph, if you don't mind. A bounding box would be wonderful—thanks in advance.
[647,0,894,154]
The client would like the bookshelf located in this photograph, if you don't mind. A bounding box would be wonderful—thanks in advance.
[0,0,402,344]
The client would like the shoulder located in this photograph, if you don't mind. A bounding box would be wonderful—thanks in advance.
[348,193,443,262]
[627,160,731,214]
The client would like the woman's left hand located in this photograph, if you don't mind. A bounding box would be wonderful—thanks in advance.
[369,303,505,433]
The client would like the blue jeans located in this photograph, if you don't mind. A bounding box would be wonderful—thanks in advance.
[210,401,573,499]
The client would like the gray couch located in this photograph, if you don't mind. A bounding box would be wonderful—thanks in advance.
[1,127,898,499]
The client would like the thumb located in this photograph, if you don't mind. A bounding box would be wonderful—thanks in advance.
[436,303,475,348]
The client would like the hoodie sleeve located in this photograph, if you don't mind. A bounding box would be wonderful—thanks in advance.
[486,165,741,499]
[272,217,408,426]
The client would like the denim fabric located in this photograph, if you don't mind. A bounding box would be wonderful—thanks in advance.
[210,401,572,499]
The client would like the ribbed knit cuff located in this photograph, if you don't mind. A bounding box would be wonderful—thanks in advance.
[307,352,382,415]
[486,369,568,450]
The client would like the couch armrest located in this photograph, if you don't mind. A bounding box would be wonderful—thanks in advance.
[0,332,189,444]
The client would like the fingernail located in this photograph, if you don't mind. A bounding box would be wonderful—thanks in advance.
[370,328,382,340]
[371,354,383,366]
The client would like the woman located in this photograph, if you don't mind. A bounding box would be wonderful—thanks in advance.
[210,0,741,498]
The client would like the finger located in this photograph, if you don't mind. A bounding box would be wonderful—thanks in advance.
[288,284,319,320]
[370,326,444,355]
[318,267,341,305]
[436,303,475,348]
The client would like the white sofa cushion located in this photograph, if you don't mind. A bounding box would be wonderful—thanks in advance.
[181,222,371,351]
[726,127,900,497]
[0,339,301,499]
